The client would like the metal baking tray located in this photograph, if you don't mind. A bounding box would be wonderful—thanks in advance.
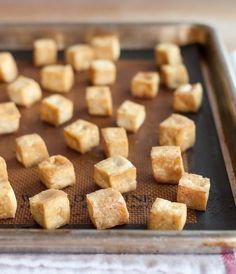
[0,22,235,254]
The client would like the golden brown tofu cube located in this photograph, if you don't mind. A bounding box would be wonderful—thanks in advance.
[7,76,42,107]
[38,155,76,189]
[155,43,182,66]
[86,86,113,116]
[40,94,73,126]
[159,114,196,152]
[101,127,129,158]
[89,59,116,85]
[0,180,17,219]
[117,100,146,133]
[86,188,129,229]
[148,198,187,231]
[0,52,18,83]
[33,39,57,67]
[0,102,21,135]
[29,189,70,229]
[16,133,49,167]
[173,83,203,113]
[0,156,8,180]
[94,155,136,193]
[64,119,99,154]
[177,173,211,211]
[41,65,74,93]
[151,146,184,184]
[161,64,189,89]
[66,44,94,71]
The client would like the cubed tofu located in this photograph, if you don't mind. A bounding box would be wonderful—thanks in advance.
[40,94,73,126]
[86,188,129,229]
[173,83,203,113]
[151,146,184,184]
[159,114,196,152]
[16,133,49,167]
[161,64,189,89]
[86,86,113,116]
[33,39,57,67]
[0,52,18,83]
[117,100,146,133]
[29,189,70,229]
[65,44,94,71]
[101,127,129,158]
[177,172,211,211]
[41,65,74,93]
[64,119,99,154]
[7,76,42,107]
[148,198,187,231]
[0,156,8,180]
[38,155,76,189]
[94,155,136,193]
[0,180,17,219]
[89,59,116,85]
[155,43,182,66]
[0,102,21,135]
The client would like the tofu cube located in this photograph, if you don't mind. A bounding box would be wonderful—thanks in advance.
[0,156,8,180]
[151,146,184,184]
[64,119,99,154]
[177,172,211,211]
[148,198,187,231]
[86,188,129,229]
[159,114,196,152]
[16,133,49,167]
[0,52,18,83]
[94,155,136,193]
[0,180,17,219]
[155,43,182,66]
[40,94,73,126]
[173,83,203,113]
[41,65,74,93]
[66,44,94,71]
[7,76,42,107]
[86,86,113,116]
[117,100,146,133]
[89,59,116,85]
[29,189,70,229]
[0,102,21,135]
[33,39,57,67]
[161,64,189,89]
[101,127,129,158]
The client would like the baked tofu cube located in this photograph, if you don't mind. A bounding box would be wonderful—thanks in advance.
[94,155,136,193]
[16,133,49,167]
[0,52,18,83]
[0,180,17,219]
[101,127,129,158]
[159,114,196,152]
[151,146,184,184]
[29,189,70,229]
[66,44,94,71]
[0,156,8,180]
[117,100,146,133]
[64,119,99,154]
[161,64,189,89]
[155,43,182,66]
[0,102,21,135]
[89,59,116,85]
[148,198,187,231]
[38,155,75,189]
[41,65,74,93]
[40,94,73,126]
[33,39,57,67]
[173,83,203,113]
[86,86,113,116]
[86,188,129,229]
[91,34,120,61]
[177,173,211,211]
[7,76,42,107]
